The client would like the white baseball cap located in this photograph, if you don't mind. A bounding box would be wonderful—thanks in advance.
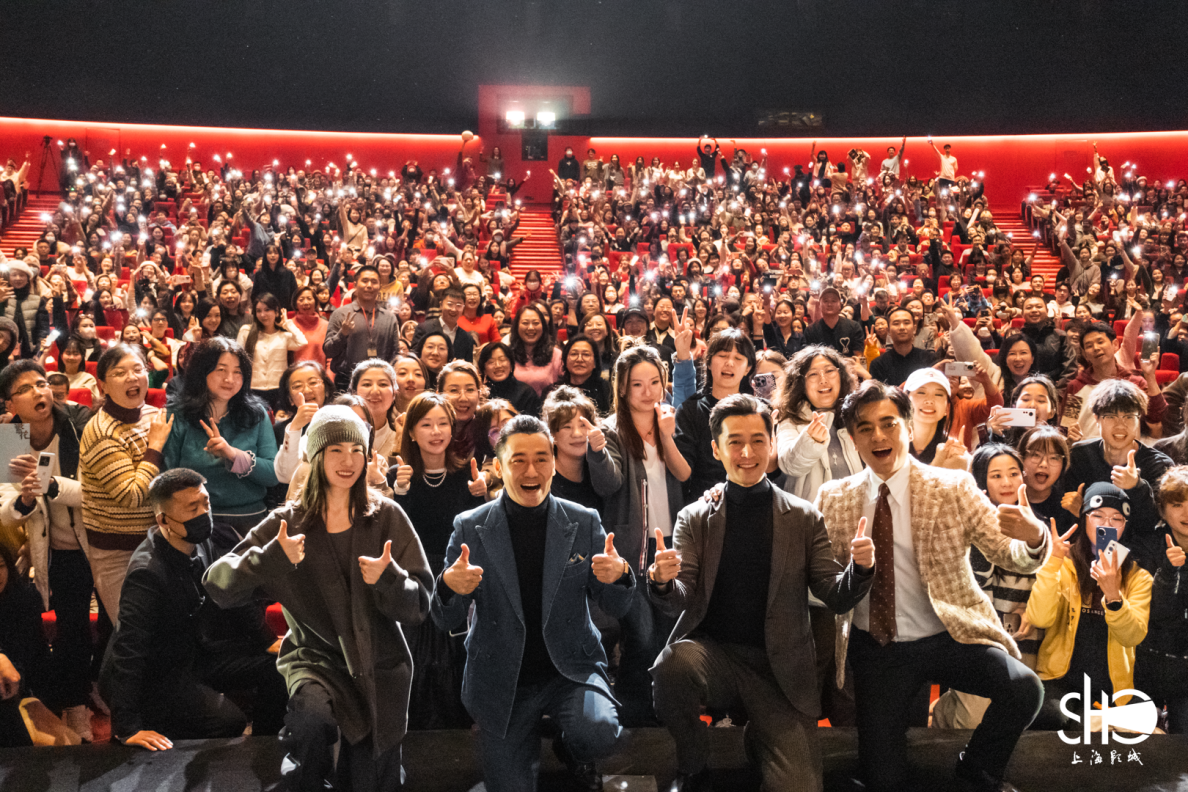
[903,367,951,397]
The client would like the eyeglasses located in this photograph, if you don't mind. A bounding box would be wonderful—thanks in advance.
[1090,513,1128,528]
[1099,412,1140,424]
[805,367,839,383]
[107,365,147,381]
[10,379,49,398]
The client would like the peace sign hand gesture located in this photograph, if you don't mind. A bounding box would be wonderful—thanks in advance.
[199,419,237,462]
[591,533,627,584]
[1110,449,1140,490]
[467,458,488,498]
[1049,518,1078,560]
[674,306,694,361]
[359,539,402,585]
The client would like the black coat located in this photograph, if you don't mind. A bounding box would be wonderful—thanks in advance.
[412,317,476,366]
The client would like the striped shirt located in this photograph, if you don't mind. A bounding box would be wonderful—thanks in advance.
[80,401,162,550]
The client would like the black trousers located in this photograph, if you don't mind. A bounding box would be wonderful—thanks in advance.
[1135,648,1188,735]
[139,651,288,739]
[0,696,31,748]
[616,537,675,727]
[652,638,823,792]
[282,680,403,792]
[848,628,1043,791]
[47,549,93,710]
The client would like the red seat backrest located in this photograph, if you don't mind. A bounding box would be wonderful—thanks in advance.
[145,388,167,408]
[1160,353,1180,371]
[68,389,93,408]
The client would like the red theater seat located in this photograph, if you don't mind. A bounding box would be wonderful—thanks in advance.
[146,388,167,408]
[68,388,93,407]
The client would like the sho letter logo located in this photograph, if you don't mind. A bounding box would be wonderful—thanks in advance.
[1058,673,1157,745]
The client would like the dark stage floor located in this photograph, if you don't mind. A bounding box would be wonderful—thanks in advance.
[2,726,1187,791]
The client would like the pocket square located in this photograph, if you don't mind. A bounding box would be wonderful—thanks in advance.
[567,553,586,564]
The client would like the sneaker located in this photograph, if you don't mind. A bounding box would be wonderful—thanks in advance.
[63,705,93,743]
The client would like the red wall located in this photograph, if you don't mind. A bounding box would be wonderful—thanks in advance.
[3,115,1188,207]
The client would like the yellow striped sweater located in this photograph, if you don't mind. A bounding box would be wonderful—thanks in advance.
[80,401,163,550]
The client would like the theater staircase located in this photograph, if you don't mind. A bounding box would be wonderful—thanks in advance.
[507,204,563,285]
[990,202,1062,283]
[1,195,62,259]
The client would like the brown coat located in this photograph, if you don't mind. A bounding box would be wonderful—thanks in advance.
[815,458,1049,688]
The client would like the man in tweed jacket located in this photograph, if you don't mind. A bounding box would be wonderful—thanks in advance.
[815,380,1050,792]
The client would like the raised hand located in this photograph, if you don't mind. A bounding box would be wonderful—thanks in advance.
[1050,518,1077,560]
[1166,534,1186,568]
[673,306,694,360]
[146,410,175,452]
[392,455,413,491]
[366,450,389,487]
[850,516,875,569]
[1061,482,1085,517]
[649,528,681,585]
[276,519,305,566]
[997,485,1045,546]
[1110,449,1140,490]
[199,419,236,461]
[985,405,1012,435]
[124,729,173,752]
[592,533,627,584]
[579,415,606,452]
[655,402,676,436]
[290,390,319,432]
[339,312,357,337]
[359,539,400,585]
[1090,547,1123,602]
[467,458,488,497]
[443,543,484,595]
[805,411,829,444]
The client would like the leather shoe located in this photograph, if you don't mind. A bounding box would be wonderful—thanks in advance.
[955,754,1022,792]
[552,738,603,791]
[668,768,713,792]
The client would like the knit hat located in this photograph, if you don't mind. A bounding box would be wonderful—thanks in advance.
[904,367,952,397]
[619,308,649,334]
[5,257,34,279]
[305,406,371,460]
[1081,482,1130,519]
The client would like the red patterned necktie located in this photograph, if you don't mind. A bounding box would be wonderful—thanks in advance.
[869,483,897,646]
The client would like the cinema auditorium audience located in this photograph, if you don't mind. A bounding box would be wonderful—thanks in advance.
[2,132,1188,789]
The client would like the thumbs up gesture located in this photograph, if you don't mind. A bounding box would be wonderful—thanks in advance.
[275,520,305,566]
[648,528,682,585]
[443,543,484,595]
[997,484,1046,547]
[1111,448,1140,490]
[850,516,875,569]
[1062,482,1085,517]
[290,390,319,432]
[359,539,400,585]
[467,458,488,497]
[392,455,413,492]
[1166,534,1186,568]
[592,532,628,584]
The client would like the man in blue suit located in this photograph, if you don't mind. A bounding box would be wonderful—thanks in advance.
[431,414,636,792]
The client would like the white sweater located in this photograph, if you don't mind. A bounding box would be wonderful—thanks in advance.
[237,324,308,390]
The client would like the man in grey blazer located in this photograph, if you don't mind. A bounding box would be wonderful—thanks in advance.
[648,394,876,792]
[431,415,636,792]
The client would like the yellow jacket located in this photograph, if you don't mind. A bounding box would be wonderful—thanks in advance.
[1025,553,1152,700]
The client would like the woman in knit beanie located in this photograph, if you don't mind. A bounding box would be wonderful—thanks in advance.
[205,404,431,792]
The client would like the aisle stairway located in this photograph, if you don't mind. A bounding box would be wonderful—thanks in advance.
[989,203,1062,282]
[507,205,563,284]
[1,195,61,259]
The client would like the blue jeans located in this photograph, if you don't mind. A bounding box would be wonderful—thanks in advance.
[479,675,622,792]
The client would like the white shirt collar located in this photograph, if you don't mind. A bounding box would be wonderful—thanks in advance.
[865,457,912,505]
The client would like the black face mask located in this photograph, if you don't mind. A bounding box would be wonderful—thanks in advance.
[168,510,213,544]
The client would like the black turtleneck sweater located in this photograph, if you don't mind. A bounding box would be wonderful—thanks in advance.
[504,494,558,685]
[697,478,773,649]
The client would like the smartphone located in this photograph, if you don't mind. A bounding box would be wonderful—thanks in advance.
[944,361,977,378]
[997,408,1037,428]
[35,452,55,495]
[1096,526,1118,556]
[1141,332,1160,361]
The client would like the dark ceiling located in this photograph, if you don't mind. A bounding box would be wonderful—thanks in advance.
[2,0,1185,136]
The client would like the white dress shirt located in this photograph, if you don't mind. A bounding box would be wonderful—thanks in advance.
[852,462,947,642]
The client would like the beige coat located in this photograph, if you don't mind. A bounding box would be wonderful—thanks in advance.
[814,458,1049,688]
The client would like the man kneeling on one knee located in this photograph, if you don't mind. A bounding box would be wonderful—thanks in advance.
[648,394,876,792]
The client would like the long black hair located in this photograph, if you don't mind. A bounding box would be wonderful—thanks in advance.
[509,303,555,367]
[168,337,267,432]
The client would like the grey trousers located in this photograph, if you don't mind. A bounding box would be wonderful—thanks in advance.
[651,637,822,792]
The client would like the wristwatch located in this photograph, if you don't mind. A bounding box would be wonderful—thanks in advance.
[620,558,630,578]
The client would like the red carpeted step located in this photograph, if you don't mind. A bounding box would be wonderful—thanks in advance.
[1,196,65,259]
